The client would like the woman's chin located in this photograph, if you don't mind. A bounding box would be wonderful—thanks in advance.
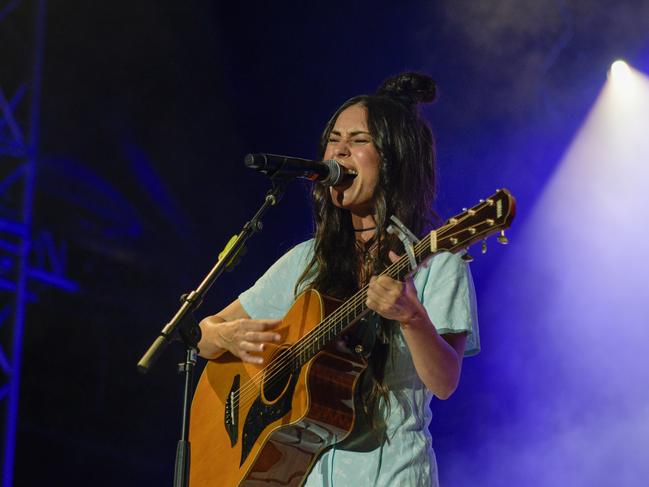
[329,186,350,207]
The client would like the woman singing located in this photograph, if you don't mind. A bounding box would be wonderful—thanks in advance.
[197,72,479,486]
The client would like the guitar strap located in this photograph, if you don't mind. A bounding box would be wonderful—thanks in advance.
[336,312,389,452]
[346,311,381,359]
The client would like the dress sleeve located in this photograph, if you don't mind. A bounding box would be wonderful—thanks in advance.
[239,240,314,320]
[412,251,480,356]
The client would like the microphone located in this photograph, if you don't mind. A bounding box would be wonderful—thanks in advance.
[244,153,356,187]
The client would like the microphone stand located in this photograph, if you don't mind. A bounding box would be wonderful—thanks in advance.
[137,179,289,487]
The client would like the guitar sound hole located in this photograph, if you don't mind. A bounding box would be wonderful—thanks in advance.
[262,351,292,403]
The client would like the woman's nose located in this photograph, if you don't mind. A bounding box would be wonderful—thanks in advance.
[333,140,351,158]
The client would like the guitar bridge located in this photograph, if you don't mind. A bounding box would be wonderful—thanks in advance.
[225,374,240,447]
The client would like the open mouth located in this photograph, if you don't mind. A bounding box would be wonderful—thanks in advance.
[333,167,357,187]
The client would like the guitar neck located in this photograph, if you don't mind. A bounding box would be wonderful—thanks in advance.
[286,189,516,368]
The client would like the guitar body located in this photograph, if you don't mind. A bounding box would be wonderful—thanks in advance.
[189,289,367,487]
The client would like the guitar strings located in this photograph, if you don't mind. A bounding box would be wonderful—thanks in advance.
[233,227,481,411]
[234,231,432,408]
[232,235,425,408]
[232,209,495,408]
[233,215,490,409]
[232,214,491,409]
[256,213,482,371]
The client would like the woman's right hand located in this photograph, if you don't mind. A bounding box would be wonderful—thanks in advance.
[198,314,282,363]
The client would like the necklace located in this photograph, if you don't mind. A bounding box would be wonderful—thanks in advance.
[353,226,376,232]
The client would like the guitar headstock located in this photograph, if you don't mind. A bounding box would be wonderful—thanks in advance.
[434,189,516,254]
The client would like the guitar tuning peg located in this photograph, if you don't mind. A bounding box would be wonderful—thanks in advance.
[461,251,474,263]
[497,230,508,245]
[481,240,487,254]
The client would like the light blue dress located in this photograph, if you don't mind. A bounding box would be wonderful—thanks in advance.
[239,240,479,487]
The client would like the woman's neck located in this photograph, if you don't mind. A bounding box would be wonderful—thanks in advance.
[351,213,377,243]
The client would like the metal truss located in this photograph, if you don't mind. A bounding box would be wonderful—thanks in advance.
[1,1,76,485]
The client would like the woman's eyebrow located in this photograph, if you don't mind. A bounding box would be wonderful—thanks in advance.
[330,129,371,137]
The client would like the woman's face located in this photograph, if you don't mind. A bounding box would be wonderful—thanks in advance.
[324,103,381,217]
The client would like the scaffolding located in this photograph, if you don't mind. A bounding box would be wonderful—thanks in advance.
[1,1,76,485]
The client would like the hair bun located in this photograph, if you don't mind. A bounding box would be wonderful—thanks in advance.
[376,72,437,108]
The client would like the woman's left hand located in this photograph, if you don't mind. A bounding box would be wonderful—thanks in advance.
[366,273,427,327]
[365,253,467,399]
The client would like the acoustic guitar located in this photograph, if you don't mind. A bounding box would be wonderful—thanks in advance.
[189,189,516,486]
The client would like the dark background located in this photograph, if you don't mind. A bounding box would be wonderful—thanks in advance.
[2,0,649,484]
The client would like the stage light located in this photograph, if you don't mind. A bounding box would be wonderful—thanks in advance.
[606,60,647,106]
[610,59,630,80]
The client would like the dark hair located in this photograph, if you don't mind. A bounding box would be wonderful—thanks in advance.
[296,72,439,422]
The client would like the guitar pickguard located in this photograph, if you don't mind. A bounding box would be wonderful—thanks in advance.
[240,372,299,466]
